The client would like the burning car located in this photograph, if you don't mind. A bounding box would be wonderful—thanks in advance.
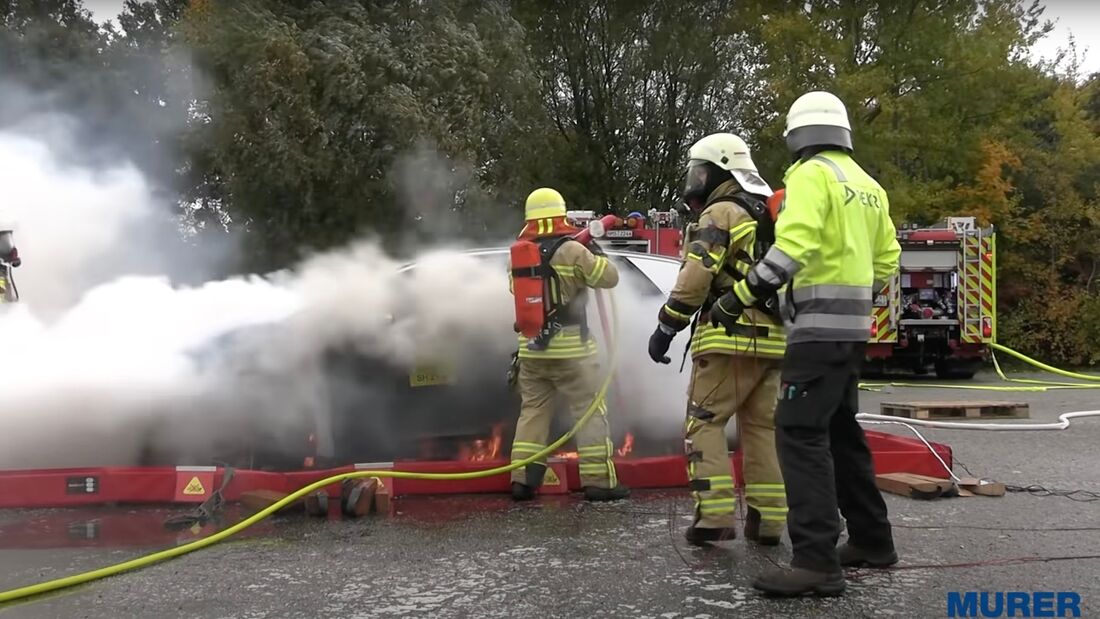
[146,248,687,470]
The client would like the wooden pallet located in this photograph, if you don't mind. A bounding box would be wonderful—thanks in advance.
[875,473,1006,500]
[880,400,1029,420]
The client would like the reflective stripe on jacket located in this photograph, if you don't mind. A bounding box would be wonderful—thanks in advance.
[659,180,786,359]
[735,152,900,344]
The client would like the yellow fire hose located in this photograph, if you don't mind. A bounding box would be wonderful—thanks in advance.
[860,341,1100,392]
[989,343,1100,384]
[0,293,622,605]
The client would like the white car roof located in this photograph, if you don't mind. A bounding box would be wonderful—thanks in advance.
[397,246,680,296]
[398,246,679,268]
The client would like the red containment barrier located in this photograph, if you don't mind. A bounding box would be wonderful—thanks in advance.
[0,430,949,508]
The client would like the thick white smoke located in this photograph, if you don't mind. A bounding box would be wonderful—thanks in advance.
[0,124,523,468]
[601,276,690,448]
[1,132,178,315]
[0,119,701,469]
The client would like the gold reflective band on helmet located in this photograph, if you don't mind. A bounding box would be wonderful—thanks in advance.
[525,187,567,221]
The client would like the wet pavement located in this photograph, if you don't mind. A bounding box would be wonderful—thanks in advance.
[2,374,1100,618]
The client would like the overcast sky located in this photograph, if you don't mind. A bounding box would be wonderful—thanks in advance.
[83,0,1100,75]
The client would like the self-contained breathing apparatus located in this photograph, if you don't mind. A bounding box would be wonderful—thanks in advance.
[677,190,784,370]
[510,236,590,352]
[699,191,782,318]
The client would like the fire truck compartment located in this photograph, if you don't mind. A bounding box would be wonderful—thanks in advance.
[899,249,958,270]
[899,319,957,326]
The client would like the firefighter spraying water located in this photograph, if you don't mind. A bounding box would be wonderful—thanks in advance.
[507,187,629,502]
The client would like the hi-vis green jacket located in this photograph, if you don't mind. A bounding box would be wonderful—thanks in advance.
[658,180,785,359]
[731,152,901,344]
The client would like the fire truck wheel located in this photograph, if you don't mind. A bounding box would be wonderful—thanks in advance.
[934,360,978,380]
[860,359,887,379]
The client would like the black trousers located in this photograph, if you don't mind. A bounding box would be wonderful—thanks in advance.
[775,341,894,572]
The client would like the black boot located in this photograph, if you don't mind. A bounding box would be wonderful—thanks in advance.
[752,566,846,597]
[511,463,546,502]
[838,542,898,568]
[583,485,630,502]
[743,507,782,546]
[684,525,736,546]
[511,482,537,502]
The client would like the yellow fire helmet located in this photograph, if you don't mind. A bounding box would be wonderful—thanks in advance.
[524,187,567,221]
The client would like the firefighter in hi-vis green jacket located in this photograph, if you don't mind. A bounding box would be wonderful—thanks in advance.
[708,92,901,597]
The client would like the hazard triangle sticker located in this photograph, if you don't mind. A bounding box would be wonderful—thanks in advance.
[182,476,206,495]
[543,468,561,486]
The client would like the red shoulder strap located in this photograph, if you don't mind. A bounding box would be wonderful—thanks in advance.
[518,217,580,241]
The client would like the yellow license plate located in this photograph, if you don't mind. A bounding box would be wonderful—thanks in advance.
[409,366,454,388]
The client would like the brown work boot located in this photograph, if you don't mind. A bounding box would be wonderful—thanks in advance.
[838,542,898,568]
[752,566,846,597]
[684,525,736,546]
[583,485,630,502]
[743,507,782,546]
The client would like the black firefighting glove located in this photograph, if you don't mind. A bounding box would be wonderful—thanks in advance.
[709,292,745,336]
[648,325,674,364]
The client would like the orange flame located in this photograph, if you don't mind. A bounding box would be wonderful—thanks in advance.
[458,424,504,462]
[616,433,635,458]
[553,433,635,460]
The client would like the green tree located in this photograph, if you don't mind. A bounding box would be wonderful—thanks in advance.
[0,0,110,151]
[997,72,1100,364]
[736,0,1054,223]
[514,0,759,213]
[181,0,545,269]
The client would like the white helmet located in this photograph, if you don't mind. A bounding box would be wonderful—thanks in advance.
[682,133,772,208]
[783,91,853,154]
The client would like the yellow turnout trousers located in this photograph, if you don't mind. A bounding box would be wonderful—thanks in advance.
[685,353,787,533]
[510,357,618,489]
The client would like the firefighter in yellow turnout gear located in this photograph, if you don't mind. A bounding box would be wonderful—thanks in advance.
[0,226,21,303]
[648,133,788,545]
[509,188,630,502]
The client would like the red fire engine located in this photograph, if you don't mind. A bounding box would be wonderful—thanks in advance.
[566,210,683,258]
[866,216,996,379]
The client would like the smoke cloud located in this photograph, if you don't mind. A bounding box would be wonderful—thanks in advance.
[0,120,529,467]
[0,115,696,470]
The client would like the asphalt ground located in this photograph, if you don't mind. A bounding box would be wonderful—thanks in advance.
[2,372,1099,618]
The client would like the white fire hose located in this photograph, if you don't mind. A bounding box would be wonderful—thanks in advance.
[856,410,1100,483]
[856,409,1100,432]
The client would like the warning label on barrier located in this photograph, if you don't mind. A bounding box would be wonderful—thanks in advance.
[174,468,216,503]
[182,477,206,495]
[538,460,570,495]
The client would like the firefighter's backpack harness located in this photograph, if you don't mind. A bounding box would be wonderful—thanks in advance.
[510,235,590,352]
[679,191,784,370]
